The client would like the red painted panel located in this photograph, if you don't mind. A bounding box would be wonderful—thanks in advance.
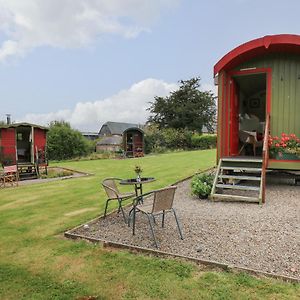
[0,128,16,163]
[229,80,239,156]
[34,128,47,156]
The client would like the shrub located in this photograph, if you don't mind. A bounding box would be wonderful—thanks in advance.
[191,134,217,149]
[144,126,193,153]
[47,121,93,160]
[191,172,214,199]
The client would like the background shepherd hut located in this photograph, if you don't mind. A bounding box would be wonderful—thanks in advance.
[97,121,144,157]
[0,120,48,179]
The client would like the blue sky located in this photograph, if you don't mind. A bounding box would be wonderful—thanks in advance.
[0,0,300,131]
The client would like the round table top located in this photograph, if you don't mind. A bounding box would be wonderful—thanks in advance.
[120,177,155,185]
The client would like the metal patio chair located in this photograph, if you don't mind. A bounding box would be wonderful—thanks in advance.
[102,177,135,223]
[129,185,184,248]
[3,165,19,187]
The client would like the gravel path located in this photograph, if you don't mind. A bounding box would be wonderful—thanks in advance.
[71,179,300,280]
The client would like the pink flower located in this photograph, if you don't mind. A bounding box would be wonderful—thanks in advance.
[275,143,280,147]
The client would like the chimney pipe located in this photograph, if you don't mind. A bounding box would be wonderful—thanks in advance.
[6,114,11,125]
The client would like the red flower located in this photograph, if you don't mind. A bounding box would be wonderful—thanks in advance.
[275,143,280,147]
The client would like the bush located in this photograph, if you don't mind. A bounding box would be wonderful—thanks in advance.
[191,172,214,199]
[191,134,217,149]
[144,126,193,154]
[47,121,93,160]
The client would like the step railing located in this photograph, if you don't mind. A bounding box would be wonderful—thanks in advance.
[259,113,270,204]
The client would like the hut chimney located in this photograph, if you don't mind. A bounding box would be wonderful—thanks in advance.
[6,114,11,125]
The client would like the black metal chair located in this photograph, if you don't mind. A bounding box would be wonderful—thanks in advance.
[102,177,135,223]
[129,186,184,248]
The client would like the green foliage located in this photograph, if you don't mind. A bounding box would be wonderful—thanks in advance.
[144,126,216,154]
[191,134,217,149]
[47,121,93,160]
[148,77,216,133]
[191,172,214,198]
[40,168,73,179]
[144,126,193,153]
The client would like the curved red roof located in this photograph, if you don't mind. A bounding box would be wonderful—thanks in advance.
[214,34,300,75]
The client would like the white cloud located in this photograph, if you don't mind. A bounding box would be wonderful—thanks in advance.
[200,83,218,96]
[0,0,179,62]
[20,78,178,131]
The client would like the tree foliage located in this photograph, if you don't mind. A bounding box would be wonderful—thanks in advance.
[47,121,93,160]
[147,77,216,133]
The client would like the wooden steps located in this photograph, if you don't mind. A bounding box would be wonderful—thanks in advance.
[210,157,263,204]
[18,163,39,180]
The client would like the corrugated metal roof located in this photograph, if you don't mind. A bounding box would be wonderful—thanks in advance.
[101,121,143,135]
[0,122,48,130]
[97,135,122,145]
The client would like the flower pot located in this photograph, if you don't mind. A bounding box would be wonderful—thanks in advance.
[275,153,300,160]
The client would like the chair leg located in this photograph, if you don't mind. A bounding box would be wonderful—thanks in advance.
[118,199,127,223]
[146,214,158,248]
[172,208,184,240]
[103,199,110,218]
[152,215,157,225]
[162,210,165,228]
[132,207,136,235]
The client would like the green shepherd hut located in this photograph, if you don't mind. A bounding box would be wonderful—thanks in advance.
[211,34,300,204]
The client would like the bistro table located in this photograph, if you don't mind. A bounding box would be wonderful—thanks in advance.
[120,177,155,197]
[120,177,156,227]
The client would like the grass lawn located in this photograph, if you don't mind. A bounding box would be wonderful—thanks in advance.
[0,149,299,299]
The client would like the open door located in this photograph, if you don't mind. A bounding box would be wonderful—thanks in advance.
[229,80,240,156]
[230,72,267,157]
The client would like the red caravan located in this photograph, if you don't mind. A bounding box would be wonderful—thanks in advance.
[0,122,48,170]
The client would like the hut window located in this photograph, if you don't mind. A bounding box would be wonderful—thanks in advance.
[17,133,23,141]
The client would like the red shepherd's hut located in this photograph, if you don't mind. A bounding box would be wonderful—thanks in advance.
[211,34,300,204]
[0,122,48,179]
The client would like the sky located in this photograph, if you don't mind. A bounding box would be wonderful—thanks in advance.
[0,0,300,131]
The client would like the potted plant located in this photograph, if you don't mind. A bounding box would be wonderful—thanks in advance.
[269,133,300,160]
[134,165,143,182]
[191,172,214,199]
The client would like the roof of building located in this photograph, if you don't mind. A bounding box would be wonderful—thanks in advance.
[81,132,99,136]
[0,122,48,130]
[97,135,122,145]
[100,121,143,135]
[214,34,300,75]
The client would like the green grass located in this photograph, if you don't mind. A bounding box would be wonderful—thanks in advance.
[0,149,299,299]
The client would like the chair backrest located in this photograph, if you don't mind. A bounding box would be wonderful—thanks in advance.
[152,186,177,213]
[4,165,18,174]
[102,178,120,199]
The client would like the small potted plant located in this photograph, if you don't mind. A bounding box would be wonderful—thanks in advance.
[191,172,214,199]
[134,165,143,182]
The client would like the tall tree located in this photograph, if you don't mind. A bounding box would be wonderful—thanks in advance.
[147,77,216,133]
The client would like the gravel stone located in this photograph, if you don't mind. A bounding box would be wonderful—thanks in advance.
[72,179,300,280]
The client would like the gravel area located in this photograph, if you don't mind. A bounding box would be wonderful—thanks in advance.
[70,178,300,280]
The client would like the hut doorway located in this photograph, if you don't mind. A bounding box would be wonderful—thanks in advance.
[16,126,32,163]
[229,72,268,157]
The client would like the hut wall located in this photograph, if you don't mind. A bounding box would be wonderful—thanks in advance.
[234,53,300,137]
[96,144,121,152]
[34,128,47,163]
[0,128,16,165]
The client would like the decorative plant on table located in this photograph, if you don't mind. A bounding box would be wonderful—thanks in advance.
[268,133,300,159]
[191,172,214,199]
[134,165,143,181]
